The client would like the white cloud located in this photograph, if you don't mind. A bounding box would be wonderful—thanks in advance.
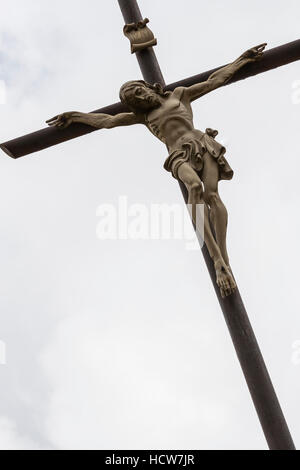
[0,417,42,450]
[39,312,244,449]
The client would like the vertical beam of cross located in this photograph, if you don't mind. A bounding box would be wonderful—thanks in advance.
[118,0,296,450]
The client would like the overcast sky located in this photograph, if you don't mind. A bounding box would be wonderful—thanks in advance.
[0,0,299,450]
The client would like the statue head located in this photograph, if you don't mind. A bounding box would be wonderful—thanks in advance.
[119,80,168,112]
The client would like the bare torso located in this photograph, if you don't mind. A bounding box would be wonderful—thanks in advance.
[144,88,203,151]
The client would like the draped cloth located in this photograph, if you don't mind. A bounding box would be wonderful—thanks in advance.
[163,129,234,181]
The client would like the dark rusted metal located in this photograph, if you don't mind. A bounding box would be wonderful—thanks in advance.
[179,178,296,451]
[166,39,300,91]
[1,39,300,159]
[202,243,296,450]
[118,0,165,86]
[0,102,128,159]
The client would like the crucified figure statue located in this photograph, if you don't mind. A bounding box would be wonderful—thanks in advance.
[47,43,266,298]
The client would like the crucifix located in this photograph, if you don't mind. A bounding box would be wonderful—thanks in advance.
[1,0,298,450]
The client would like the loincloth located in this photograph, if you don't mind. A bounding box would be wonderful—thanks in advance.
[163,129,234,181]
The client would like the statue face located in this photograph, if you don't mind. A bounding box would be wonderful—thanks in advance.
[124,84,161,111]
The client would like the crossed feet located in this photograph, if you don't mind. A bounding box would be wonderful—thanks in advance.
[214,259,236,298]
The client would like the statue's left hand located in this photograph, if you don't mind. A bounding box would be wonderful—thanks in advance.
[240,43,267,62]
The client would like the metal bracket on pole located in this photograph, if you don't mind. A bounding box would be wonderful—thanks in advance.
[123,18,157,54]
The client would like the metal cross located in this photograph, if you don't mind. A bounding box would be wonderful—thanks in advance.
[1,0,299,450]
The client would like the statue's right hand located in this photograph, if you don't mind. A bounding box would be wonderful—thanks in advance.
[46,111,77,129]
[240,43,267,62]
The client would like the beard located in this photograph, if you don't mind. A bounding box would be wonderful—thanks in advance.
[146,94,161,107]
[131,94,161,112]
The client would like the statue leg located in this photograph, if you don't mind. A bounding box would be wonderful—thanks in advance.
[202,152,230,267]
[177,162,236,297]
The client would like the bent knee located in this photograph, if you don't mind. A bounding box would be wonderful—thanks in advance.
[204,191,220,205]
[189,181,203,194]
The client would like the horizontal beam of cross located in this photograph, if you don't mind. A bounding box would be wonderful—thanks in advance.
[1,39,300,159]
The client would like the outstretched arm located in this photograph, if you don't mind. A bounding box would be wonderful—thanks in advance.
[46,111,144,129]
[186,43,267,102]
